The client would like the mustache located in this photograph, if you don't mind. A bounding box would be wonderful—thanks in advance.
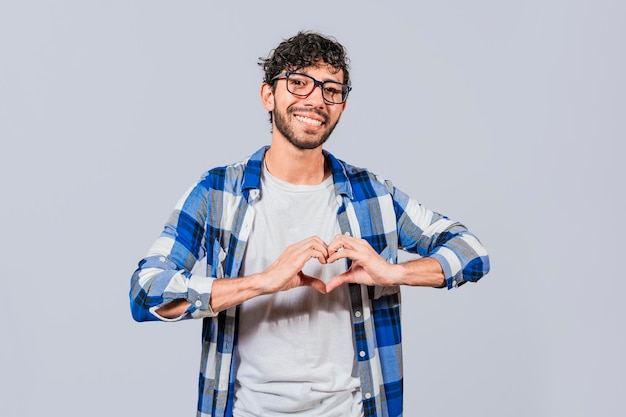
[287,107,329,123]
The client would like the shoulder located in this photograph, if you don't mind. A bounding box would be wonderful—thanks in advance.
[199,159,246,189]
[196,149,262,195]
[331,155,396,198]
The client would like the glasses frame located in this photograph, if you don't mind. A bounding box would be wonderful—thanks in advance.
[270,71,352,104]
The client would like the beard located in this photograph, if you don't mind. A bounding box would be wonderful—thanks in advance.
[273,106,340,150]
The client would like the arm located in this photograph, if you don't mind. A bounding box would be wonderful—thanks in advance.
[129,180,213,322]
[393,185,490,288]
[326,185,489,292]
[325,235,446,292]
[130,163,333,321]
[152,236,332,319]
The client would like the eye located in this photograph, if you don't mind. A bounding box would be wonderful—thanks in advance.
[288,75,309,89]
[324,86,342,96]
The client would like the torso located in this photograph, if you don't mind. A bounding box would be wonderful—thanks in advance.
[233,165,362,417]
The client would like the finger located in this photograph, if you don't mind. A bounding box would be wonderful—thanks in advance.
[327,234,351,252]
[288,242,325,263]
[306,246,329,264]
[325,273,353,293]
[298,239,330,260]
[304,235,330,249]
[327,247,365,264]
[326,248,349,264]
[327,237,353,263]
[328,236,370,257]
[299,272,327,294]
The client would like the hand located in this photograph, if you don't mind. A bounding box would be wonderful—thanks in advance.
[259,236,330,294]
[325,234,400,293]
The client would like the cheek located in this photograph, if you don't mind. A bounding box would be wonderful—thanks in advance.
[272,96,295,115]
[330,108,343,123]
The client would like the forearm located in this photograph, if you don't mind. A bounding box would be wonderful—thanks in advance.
[207,274,268,313]
[395,257,446,288]
[157,272,284,318]
[152,237,332,318]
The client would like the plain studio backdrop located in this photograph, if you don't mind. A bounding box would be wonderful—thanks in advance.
[1,1,624,416]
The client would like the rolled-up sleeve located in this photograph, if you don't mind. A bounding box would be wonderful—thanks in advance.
[394,187,490,289]
[130,180,219,321]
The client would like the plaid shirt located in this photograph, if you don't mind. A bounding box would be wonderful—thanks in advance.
[130,146,490,417]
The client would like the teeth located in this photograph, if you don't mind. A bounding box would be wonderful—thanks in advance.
[295,115,322,126]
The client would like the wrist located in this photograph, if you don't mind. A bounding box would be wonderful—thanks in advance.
[248,272,273,295]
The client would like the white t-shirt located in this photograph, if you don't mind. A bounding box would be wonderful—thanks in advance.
[233,166,362,417]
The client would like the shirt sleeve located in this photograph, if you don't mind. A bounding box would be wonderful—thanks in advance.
[129,179,219,321]
[392,185,490,289]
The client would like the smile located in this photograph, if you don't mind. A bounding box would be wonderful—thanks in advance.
[295,115,323,126]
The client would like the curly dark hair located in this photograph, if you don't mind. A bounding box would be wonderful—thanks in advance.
[259,31,351,86]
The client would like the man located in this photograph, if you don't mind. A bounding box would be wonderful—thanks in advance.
[130,31,490,417]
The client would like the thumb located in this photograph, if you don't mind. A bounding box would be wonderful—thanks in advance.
[299,271,328,294]
[325,272,353,293]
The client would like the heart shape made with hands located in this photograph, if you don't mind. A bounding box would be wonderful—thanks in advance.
[291,234,392,293]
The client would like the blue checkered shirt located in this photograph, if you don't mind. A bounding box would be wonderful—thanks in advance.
[130,146,490,417]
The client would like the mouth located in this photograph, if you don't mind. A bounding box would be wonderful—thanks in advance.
[294,114,324,127]
[288,107,328,128]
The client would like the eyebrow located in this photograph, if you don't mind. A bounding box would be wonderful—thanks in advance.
[297,71,345,84]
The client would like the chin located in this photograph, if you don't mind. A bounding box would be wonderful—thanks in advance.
[286,135,329,150]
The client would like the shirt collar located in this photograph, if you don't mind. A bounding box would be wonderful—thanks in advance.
[242,146,354,202]
[324,149,353,200]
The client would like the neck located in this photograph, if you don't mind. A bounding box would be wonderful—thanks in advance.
[264,145,330,185]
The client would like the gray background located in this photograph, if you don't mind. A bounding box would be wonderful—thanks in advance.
[1,1,624,416]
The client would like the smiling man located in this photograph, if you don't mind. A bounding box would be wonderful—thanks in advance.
[130,31,490,417]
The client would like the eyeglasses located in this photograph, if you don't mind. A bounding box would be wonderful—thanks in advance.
[271,71,352,104]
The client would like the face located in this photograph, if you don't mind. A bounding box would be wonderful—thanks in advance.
[262,64,347,150]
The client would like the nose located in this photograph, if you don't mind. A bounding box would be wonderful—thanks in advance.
[303,83,325,106]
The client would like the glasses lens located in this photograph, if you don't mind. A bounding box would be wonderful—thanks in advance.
[284,73,350,104]
[286,73,313,96]
[322,82,349,104]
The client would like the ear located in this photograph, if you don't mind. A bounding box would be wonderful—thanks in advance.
[260,83,275,111]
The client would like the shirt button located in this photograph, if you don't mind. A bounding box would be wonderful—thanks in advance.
[194,300,202,307]
[452,279,457,287]
[344,232,351,236]
[359,351,366,358]
[159,256,166,262]
[364,392,372,400]
[387,257,394,264]
[354,311,362,318]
